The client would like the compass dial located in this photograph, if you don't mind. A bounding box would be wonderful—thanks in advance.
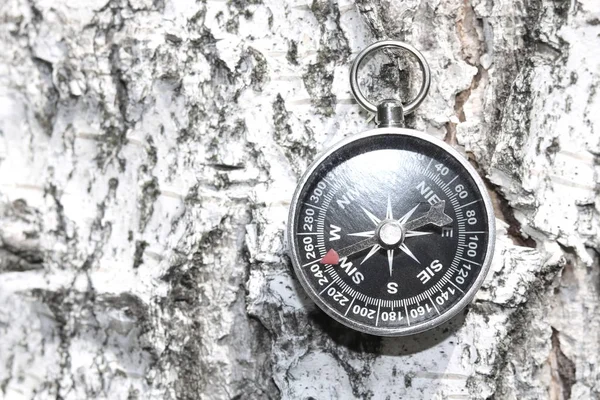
[288,128,495,336]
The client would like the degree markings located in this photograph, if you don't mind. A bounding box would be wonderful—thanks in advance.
[443,175,458,189]
[428,294,441,315]
[304,202,326,212]
[458,199,481,209]
[319,280,335,295]
[303,259,321,268]
[344,296,356,316]
[425,158,434,172]
[320,176,339,190]
[448,280,465,293]
[457,256,481,266]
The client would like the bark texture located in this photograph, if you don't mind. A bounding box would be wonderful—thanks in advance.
[0,0,599,399]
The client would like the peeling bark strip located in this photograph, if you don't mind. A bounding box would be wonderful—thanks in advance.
[0,0,599,399]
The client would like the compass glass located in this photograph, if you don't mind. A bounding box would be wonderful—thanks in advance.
[289,129,494,336]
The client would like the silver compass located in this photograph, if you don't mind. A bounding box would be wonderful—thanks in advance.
[287,41,495,336]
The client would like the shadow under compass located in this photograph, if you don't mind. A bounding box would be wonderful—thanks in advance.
[284,254,467,356]
[308,305,467,356]
[376,310,468,356]
[287,260,469,356]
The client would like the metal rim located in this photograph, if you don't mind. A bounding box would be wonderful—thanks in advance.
[287,128,496,337]
[349,40,431,115]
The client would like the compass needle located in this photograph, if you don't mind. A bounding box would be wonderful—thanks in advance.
[403,201,453,231]
[288,40,495,336]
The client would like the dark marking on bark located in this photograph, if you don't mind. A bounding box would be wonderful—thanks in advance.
[108,177,119,192]
[475,255,565,399]
[236,46,269,92]
[354,0,385,38]
[446,67,484,145]
[110,43,129,125]
[569,71,578,85]
[302,0,351,116]
[287,40,299,66]
[91,4,131,172]
[245,138,273,182]
[176,104,208,144]
[313,317,387,398]
[164,33,183,45]
[204,117,248,174]
[544,136,561,162]
[550,328,577,399]
[159,204,279,398]
[26,0,43,24]
[0,249,43,272]
[404,372,414,388]
[153,0,166,12]
[207,163,246,171]
[303,63,337,116]
[30,57,59,136]
[468,156,537,248]
[31,288,73,398]
[146,135,158,167]
[193,27,235,85]
[0,354,14,395]
[491,64,535,176]
[138,171,160,232]
[133,240,149,269]
[221,287,280,399]
[100,292,150,321]
[45,183,68,238]
[0,200,44,271]
[225,0,263,34]
[457,67,483,124]
[272,94,316,175]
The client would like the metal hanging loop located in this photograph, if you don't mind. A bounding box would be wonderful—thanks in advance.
[349,40,431,115]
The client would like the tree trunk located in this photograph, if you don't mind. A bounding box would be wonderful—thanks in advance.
[0,0,598,399]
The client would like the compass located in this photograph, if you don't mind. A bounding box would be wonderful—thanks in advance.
[287,41,495,336]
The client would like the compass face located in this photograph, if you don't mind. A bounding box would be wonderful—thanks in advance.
[288,128,495,336]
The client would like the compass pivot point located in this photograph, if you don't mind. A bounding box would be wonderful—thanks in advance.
[377,220,405,249]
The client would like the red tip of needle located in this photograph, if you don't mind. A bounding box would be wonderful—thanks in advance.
[321,249,340,265]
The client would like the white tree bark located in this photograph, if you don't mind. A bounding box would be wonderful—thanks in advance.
[0,0,599,399]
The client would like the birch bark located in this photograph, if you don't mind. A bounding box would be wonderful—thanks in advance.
[0,0,599,399]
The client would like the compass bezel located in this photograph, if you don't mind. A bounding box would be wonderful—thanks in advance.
[287,127,496,336]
